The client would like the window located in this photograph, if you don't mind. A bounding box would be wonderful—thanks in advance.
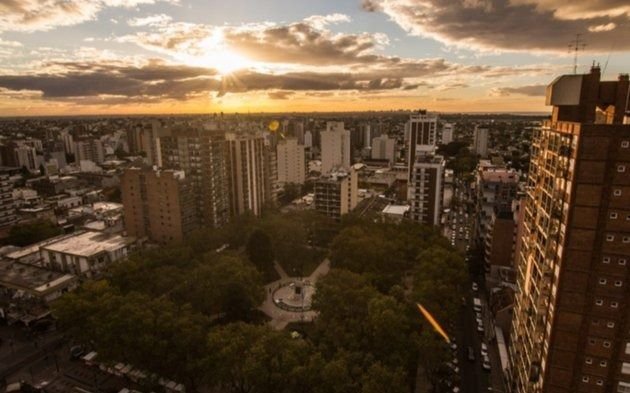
[582,376,590,383]
[627,214,630,221]
[619,165,627,173]
[596,299,604,306]
[622,141,630,148]
[607,321,615,328]
[604,341,611,348]
[626,343,630,355]
[611,212,619,219]
[624,237,630,243]
[615,281,623,287]
[607,235,615,242]
[612,301,619,308]
[604,257,611,263]
[597,379,603,386]
[614,189,622,196]
[600,360,607,367]
[586,357,593,364]
[618,381,630,393]
[590,338,597,345]
[623,363,630,375]
[620,259,627,266]
[599,278,607,285]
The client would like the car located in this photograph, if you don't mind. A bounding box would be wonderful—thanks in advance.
[482,355,491,371]
[70,345,85,360]
[476,317,483,325]
[472,282,479,291]
[450,343,458,351]
[475,311,482,320]
[467,347,475,361]
[481,343,488,357]
[477,324,484,333]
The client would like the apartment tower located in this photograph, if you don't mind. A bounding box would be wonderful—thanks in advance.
[508,67,630,393]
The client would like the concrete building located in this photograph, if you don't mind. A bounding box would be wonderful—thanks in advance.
[405,111,438,180]
[474,167,519,243]
[40,231,136,278]
[0,259,77,304]
[276,137,305,185]
[314,167,358,220]
[75,139,105,164]
[484,210,516,271]
[441,123,454,144]
[371,134,396,164]
[225,132,271,217]
[320,122,351,174]
[121,167,196,244]
[0,173,17,229]
[508,68,630,393]
[473,125,489,157]
[160,128,229,228]
[408,153,444,226]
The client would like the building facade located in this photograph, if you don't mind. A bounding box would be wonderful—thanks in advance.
[473,125,489,157]
[408,153,445,226]
[121,167,196,244]
[276,137,306,185]
[371,134,396,164]
[441,123,454,145]
[0,173,17,229]
[406,111,438,181]
[508,68,630,393]
[314,167,358,220]
[320,122,351,174]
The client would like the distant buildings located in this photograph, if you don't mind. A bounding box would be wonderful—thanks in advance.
[473,125,489,157]
[75,139,105,165]
[408,153,445,226]
[314,167,358,220]
[508,67,630,393]
[320,122,351,174]
[121,167,196,244]
[371,134,396,164]
[276,137,305,186]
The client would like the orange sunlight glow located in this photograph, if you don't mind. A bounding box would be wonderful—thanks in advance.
[177,29,252,75]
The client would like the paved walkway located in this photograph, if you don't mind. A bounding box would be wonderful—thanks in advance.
[260,259,330,330]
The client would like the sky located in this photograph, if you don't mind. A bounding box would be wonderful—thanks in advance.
[0,0,629,116]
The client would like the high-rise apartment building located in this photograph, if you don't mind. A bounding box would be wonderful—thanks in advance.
[160,128,229,228]
[371,134,396,164]
[408,153,445,226]
[441,123,454,144]
[314,167,358,220]
[128,121,165,166]
[405,111,438,180]
[0,173,17,229]
[276,138,305,186]
[121,167,196,244]
[320,122,351,174]
[225,132,272,217]
[508,67,630,393]
[474,166,519,242]
[75,139,105,164]
[473,125,489,157]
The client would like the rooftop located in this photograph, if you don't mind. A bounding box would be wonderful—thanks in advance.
[382,204,410,216]
[0,259,76,296]
[42,231,136,257]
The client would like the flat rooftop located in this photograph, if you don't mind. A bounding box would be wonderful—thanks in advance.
[42,231,136,257]
[0,259,76,295]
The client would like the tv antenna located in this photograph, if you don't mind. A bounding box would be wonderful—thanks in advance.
[568,34,586,74]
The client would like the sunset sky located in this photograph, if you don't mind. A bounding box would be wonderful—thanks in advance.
[0,0,629,116]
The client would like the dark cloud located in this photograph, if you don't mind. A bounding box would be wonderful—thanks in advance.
[493,84,547,96]
[364,0,630,52]
[267,91,294,100]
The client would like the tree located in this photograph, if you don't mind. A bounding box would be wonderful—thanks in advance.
[246,229,275,273]
[3,219,63,246]
[279,182,302,205]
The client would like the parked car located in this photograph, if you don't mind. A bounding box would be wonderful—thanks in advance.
[467,347,475,361]
[481,343,488,357]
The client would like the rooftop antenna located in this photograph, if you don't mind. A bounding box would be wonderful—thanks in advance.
[568,34,586,74]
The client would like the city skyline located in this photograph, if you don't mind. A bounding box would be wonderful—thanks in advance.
[1,0,629,116]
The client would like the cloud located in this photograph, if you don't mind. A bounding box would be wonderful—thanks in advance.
[491,84,547,96]
[0,38,23,47]
[363,0,630,52]
[267,91,294,100]
[0,0,178,32]
[128,14,172,27]
[588,22,616,32]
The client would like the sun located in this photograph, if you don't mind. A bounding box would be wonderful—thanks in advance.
[183,30,252,75]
